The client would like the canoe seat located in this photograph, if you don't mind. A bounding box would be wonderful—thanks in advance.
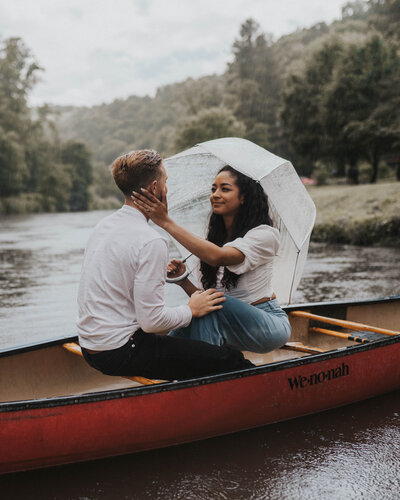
[62,343,161,386]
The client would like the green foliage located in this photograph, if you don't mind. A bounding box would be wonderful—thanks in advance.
[225,19,281,152]
[282,27,400,183]
[0,38,39,197]
[331,35,400,182]
[281,40,344,170]
[0,128,28,195]
[175,108,245,151]
[61,141,93,211]
[368,0,400,42]
[0,37,94,214]
[0,37,40,133]
[312,216,400,246]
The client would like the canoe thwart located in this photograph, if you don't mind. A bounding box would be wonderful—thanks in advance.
[62,343,161,386]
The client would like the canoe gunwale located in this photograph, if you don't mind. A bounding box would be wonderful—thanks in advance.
[2,295,399,361]
[284,294,400,311]
[1,333,398,414]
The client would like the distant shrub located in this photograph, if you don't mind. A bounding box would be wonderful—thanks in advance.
[312,216,400,246]
[0,194,43,215]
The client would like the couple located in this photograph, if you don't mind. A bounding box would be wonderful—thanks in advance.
[77,149,290,381]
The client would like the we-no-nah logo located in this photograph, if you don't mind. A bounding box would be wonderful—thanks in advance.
[288,362,349,390]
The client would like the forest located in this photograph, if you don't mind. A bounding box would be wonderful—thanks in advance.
[0,0,399,213]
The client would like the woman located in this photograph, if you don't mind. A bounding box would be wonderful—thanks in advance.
[132,165,291,353]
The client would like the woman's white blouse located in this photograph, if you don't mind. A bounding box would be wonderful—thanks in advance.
[212,224,279,304]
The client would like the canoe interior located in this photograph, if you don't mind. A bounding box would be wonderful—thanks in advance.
[1,297,399,403]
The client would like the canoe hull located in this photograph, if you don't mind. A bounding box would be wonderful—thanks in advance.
[1,334,399,475]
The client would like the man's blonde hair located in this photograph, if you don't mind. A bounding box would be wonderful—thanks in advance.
[111,150,163,195]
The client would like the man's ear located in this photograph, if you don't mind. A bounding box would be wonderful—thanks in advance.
[147,179,158,195]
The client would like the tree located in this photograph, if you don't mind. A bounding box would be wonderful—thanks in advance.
[61,141,93,211]
[0,37,41,196]
[0,37,41,134]
[368,0,400,43]
[281,40,344,176]
[174,108,245,152]
[325,35,400,182]
[226,19,281,151]
[281,35,400,182]
[0,128,28,196]
[341,1,370,19]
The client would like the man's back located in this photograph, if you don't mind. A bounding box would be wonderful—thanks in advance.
[77,205,168,350]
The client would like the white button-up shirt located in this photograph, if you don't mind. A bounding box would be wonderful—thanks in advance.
[77,205,192,351]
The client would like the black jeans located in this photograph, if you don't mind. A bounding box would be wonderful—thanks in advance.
[81,329,254,381]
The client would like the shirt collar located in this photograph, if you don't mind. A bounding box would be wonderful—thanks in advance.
[120,204,147,223]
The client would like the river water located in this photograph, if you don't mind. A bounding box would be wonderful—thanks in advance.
[0,210,399,499]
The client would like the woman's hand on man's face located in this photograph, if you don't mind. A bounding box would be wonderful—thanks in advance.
[131,188,169,227]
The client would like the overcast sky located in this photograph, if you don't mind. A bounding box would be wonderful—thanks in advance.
[1,0,347,107]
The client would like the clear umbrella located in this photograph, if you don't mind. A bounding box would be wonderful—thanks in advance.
[165,137,316,305]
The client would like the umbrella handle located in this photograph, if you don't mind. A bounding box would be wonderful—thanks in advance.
[166,253,193,283]
[166,268,189,284]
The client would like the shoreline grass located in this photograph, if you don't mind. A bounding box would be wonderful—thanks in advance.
[1,182,399,246]
[308,182,400,246]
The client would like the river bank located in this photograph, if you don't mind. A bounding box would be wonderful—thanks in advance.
[1,182,399,246]
[309,182,400,246]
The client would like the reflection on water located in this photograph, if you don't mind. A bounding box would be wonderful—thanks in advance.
[0,249,35,308]
[0,210,399,498]
[296,243,400,303]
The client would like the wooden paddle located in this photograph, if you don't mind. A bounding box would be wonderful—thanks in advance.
[309,327,371,344]
[290,311,400,336]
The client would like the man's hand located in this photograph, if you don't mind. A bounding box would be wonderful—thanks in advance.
[188,289,226,318]
[167,259,186,279]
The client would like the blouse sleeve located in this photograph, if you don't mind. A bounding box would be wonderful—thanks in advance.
[224,225,279,275]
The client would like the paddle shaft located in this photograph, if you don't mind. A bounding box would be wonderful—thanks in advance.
[309,327,371,344]
[290,310,399,336]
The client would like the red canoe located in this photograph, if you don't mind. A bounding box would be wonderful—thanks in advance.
[1,295,399,475]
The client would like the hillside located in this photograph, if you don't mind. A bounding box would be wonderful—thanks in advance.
[55,7,373,164]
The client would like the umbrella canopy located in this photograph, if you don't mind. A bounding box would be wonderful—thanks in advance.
[164,137,316,305]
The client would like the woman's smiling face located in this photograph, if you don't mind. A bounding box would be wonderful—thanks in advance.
[210,170,244,217]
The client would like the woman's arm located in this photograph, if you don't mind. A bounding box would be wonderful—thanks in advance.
[177,277,200,297]
[132,189,245,267]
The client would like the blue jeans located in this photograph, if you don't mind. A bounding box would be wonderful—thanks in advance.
[169,295,291,353]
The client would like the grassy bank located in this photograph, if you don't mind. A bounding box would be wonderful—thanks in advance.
[308,182,400,246]
[2,181,399,247]
[0,190,121,215]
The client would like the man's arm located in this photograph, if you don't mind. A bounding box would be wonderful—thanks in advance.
[134,239,225,333]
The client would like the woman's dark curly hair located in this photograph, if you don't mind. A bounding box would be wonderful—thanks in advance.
[200,165,273,290]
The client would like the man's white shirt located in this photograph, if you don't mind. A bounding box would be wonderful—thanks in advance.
[77,205,192,351]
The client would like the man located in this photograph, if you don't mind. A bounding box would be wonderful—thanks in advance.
[77,150,253,380]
